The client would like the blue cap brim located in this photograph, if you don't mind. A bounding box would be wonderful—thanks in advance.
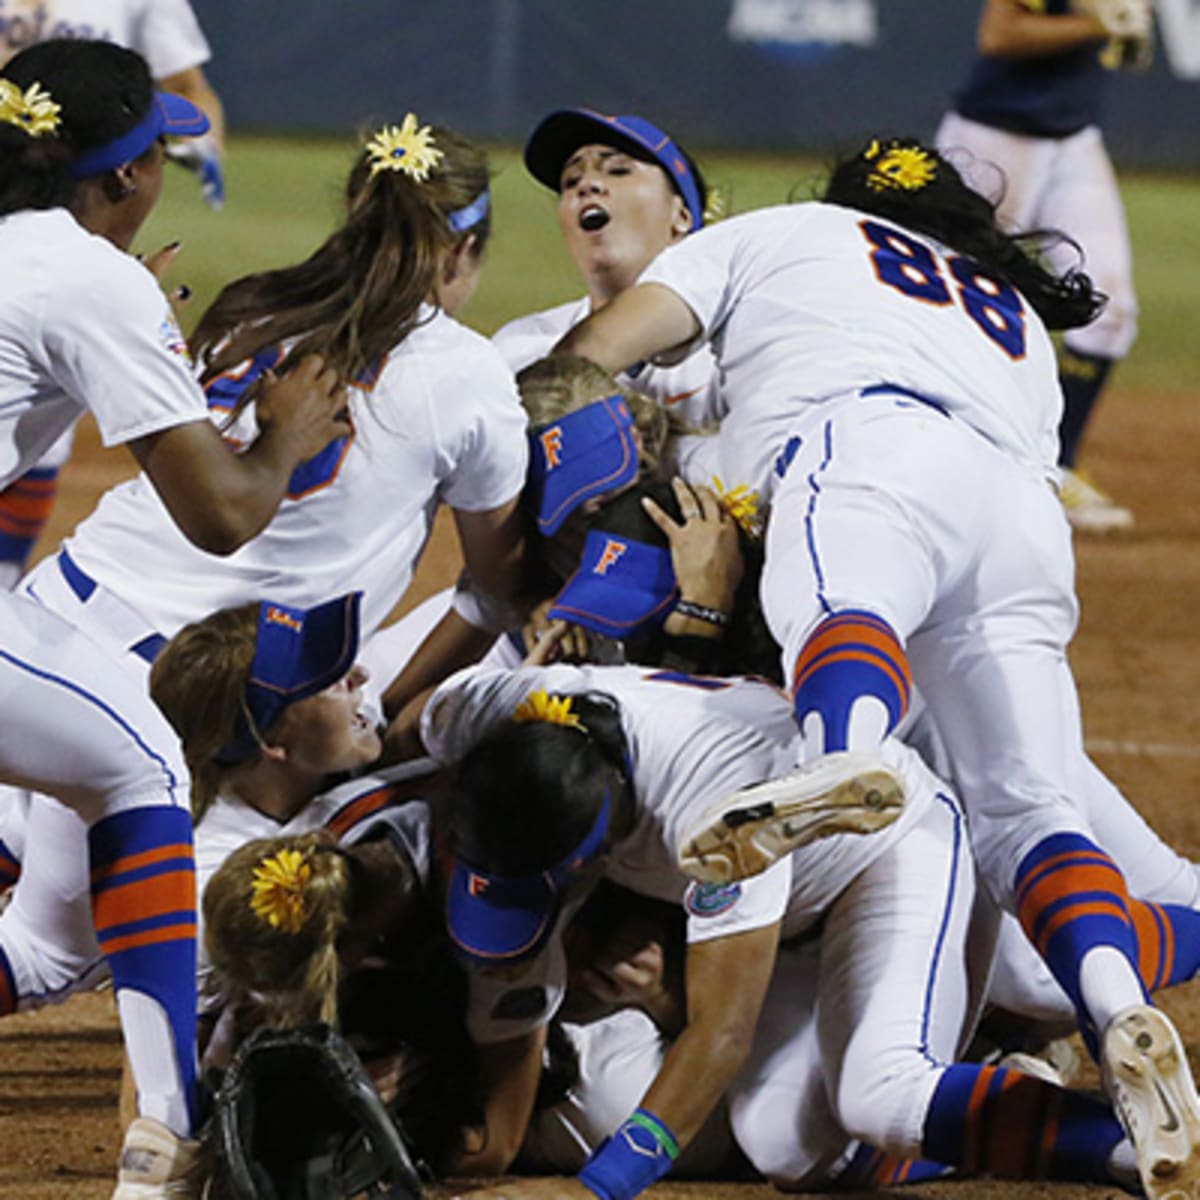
[549,532,678,640]
[446,862,560,964]
[528,395,640,536]
[156,90,210,138]
[524,108,703,231]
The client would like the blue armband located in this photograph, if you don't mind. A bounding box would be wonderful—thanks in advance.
[577,1107,680,1200]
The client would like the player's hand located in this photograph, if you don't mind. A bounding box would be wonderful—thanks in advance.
[139,241,193,317]
[521,603,591,664]
[452,1177,594,1200]
[576,931,668,1010]
[643,478,743,628]
[255,354,351,463]
[166,134,225,210]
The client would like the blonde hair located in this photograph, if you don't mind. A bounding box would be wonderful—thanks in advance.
[517,353,672,476]
[203,831,351,1028]
[149,603,260,821]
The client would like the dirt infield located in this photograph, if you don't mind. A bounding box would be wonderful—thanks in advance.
[2,385,1199,1198]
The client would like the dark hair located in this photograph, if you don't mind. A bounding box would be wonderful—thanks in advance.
[191,125,491,390]
[822,137,1106,332]
[449,693,628,876]
[0,39,154,215]
[586,482,782,683]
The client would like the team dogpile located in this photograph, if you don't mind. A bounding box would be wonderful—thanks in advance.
[2,2,1196,1200]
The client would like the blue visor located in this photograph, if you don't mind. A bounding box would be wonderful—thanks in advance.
[70,90,209,179]
[549,531,678,640]
[527,395,639,536]
[214,592,362,767]
[525,108,704,232]
[447,792,611,964]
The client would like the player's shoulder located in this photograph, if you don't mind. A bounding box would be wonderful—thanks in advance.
[388,306,515,386]
[492,297,589,370]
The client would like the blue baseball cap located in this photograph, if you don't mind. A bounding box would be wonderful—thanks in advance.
[214,592,362,766]
[524,108,705,232]
[70,90,209,179]
[549,529,678,640]
[447,792,612,964]
[527,394,640,536]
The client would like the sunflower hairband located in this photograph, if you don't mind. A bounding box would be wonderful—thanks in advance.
[863,139,937,194]
[513,688,586,733]
[250,847,312,935]
[0,79,61,139]
[365,112,444,181]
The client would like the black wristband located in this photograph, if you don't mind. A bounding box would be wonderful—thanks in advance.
[673,599,731,627]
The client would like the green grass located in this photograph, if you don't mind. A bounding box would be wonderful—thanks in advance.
[140,135,1198,394]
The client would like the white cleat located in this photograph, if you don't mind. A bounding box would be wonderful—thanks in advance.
[1060,467,1134,534]
[111,1117,206,1199]
[677,750,905,884]
[1101,1005,1200,1200]
[999,1037,1083,1088]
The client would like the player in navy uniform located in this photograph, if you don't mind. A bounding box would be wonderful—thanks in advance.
[937,0,1152,532]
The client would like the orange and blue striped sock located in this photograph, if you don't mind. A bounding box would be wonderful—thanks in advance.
[839,1142,951,1186]
[791,609,911,752]
[89,806,198,1126]
[1015,831,1145,1051]
[1128,896,1200,992]
[0,466,59,572]
[923,1063,1124,1182]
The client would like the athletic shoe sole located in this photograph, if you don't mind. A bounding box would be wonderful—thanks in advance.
[1102,1005,1200,1200]
[677,751,906,884]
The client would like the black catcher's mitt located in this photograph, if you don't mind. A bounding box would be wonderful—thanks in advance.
[208,1023,424,1199]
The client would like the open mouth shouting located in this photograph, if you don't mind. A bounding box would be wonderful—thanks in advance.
[579,204,611,232]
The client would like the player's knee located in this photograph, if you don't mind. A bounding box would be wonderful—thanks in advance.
[830,1048,935,1156]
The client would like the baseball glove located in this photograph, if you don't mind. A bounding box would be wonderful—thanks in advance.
[1073,0,1152,39]
[206,1023,425,1199]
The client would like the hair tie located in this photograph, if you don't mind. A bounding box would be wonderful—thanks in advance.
[513,688,586,733]
[250,848,312,934]
[863,139,937,194]
[366,112,444,181]
[0,79,61,138]
[447,188,489,233]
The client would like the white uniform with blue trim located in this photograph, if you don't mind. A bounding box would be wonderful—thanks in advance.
[421,661,990,1184]
[0,0,211,77]
[636,202,1094,903]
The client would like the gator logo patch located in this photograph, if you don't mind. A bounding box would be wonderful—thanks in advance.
[685,881,742,917]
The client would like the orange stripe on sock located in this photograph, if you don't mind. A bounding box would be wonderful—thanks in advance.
[983,1073,1041,1176]
[100,921,197,957]
[793,647,912,710]
[1035,1088,1063,1177]
[963,1066,999,1173]
[1014,848,1116,908]
[1016,860,1125,929]
[1130,900,1173,991]
[794,620,912,695]
[1033,900,1131,957]
[90,842,193,886]
[93,870,196,937]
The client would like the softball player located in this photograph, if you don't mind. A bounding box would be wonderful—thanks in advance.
[0,0,227,588]
[0,38,347,1197]
[937,0,1149,532]
[556,136,1200,1198]
[492,108,724,430]
[418,664,1164,1197]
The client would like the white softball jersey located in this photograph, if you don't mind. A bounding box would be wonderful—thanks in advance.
[0,0,211,77]
[0,209,208,488]
[639,202,1064,500]
[28,308,528,644]
[420,662,939,1044]
[493,296,727,430]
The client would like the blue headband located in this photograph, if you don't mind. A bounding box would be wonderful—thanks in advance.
[214,593,362,768]
[70,90,209,180]
[447,791,612,964]
[447,188,490,233]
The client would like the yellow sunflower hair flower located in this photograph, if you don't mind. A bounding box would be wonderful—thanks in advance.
[702,185,728,227]
[512,688,586,733]
[0,79,62,139]
[250,848,312,935]
[866,143,937,194]
[712,475,762,539]
[365,112,444,182]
